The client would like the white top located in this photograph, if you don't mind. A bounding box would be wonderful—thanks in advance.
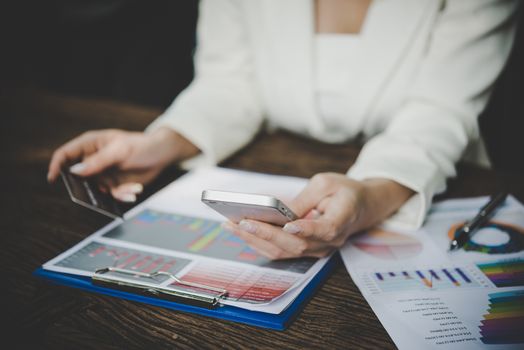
[146,0,517,230]
[314,34,362,132]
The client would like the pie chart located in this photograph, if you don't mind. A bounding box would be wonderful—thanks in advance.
[351,228,423,260]
[447,221,524,254]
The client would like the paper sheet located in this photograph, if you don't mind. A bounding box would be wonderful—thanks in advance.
[340,195,524,349]
[43,167,330,314]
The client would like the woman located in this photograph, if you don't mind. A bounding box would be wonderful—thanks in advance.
[47,0,517,259]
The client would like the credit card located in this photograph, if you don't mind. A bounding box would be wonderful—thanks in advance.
[60,170,123,219]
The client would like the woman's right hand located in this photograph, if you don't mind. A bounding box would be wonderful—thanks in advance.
[47,127,199,202]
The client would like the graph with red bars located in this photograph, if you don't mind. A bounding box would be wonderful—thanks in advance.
[56,241,191,283]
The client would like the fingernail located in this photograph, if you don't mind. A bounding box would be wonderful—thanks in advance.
[283,223,301,234]
[239,220,257,234]
[69,162,86,174]
[127,183,143,194]
[119,193,136,203]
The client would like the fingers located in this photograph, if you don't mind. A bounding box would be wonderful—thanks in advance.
[283,189,360,245]
[95,167,162,201]
[47,132,101,182]
[95,169,143,203]
[222,222,289,259]
[223,219,334,259]
[316,197,331,214]
[239,219,308,257]
[304,208,321,219]
[111,182,144,203]
[284,218,339,242]
[288,173,340,217]
[319,187,359,225]
[71,140,128,177]
[98,177,144,203]
[221,174,364,259]
[95,166,163,202]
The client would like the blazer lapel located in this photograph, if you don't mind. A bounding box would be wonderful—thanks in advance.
[259,0,437,137]
[347,0,437,126]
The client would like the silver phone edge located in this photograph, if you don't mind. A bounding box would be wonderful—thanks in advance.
[201,190,298,221]
[202,190,280,207]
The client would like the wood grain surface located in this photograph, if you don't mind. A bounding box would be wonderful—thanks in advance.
[1,88,523,349]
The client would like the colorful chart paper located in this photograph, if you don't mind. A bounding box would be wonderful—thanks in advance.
[447,221,524,254]
[175,262,298,303]
[105,209,316,273]
[477,259,524,287]
[341,195,524,348]
[366,266,484,293]
[56,242,191,284]
[479,290,524,344]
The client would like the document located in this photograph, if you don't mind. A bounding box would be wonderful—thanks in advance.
[340,196,524,349]
[43,167,330,314]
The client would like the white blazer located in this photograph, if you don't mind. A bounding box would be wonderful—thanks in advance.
[147,0,517,229]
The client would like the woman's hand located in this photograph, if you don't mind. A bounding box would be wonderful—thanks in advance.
[47,127,199,202]
[223,173,414,259]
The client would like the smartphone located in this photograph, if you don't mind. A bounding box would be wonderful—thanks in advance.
[201,189,297,226]
[60,170,123,219]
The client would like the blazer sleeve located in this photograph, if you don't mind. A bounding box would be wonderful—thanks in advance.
[145,0,263,169]
[347,0,518,229]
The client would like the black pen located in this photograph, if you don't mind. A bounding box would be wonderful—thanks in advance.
[448,191,508,251]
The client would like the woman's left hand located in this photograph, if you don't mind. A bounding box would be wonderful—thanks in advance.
[223,173,414,259]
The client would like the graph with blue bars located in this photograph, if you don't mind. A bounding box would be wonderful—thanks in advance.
[369,267,486,293]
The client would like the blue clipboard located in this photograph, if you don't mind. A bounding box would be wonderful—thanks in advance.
[33,253,339,331]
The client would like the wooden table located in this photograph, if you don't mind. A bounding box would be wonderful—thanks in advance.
[2,88,523,349]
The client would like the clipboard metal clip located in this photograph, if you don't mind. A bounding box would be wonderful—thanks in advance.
[92,267,228,309]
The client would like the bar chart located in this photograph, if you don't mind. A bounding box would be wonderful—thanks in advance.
[367,266,485,293]
[55,241,191,283]
[173,262,298,303]
[479,290,524,344]
[104,208,317,273]
[54,241,300,303]
[477,258,524,287]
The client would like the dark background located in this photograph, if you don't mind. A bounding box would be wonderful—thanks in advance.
[0,0,522,170]
[478,3,524,173]
[0,0,198,108]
